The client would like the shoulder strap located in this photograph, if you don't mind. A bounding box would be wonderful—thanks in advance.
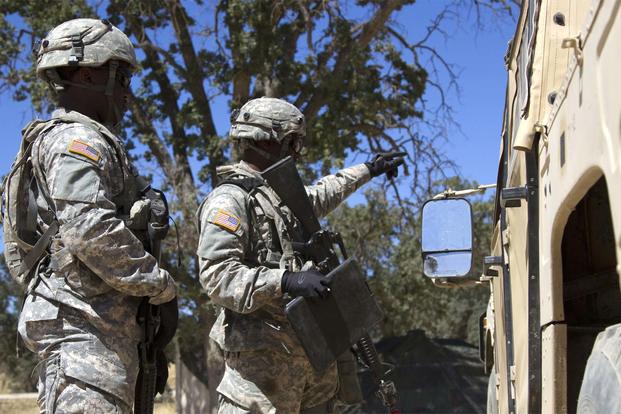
[213,176,263,257]
[216,176,263,194]
[30,121,62,216]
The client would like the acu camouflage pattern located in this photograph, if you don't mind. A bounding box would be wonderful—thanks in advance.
[36,18,138,82]
[218,350,338,414]
[17,108,176,412]
[229,97,306,143]
[197,160,370,412]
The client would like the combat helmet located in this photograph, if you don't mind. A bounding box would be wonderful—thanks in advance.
[230,97,306,159]
[36,18,137,94]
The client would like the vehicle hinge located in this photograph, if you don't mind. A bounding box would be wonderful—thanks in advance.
[510,365,516,381]
[502,228,510,247]
[561,35,583,65]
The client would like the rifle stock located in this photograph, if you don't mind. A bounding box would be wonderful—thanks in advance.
[134,189,174,414]
[134,299,159,414]
[261,158,339,272]
[261,157,319,234]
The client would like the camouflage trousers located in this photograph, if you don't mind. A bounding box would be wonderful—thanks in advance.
[37,354,130,414]
[18,294,136,414]
[217,349,338,414]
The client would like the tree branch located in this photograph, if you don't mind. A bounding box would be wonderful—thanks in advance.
[166,0,223,185]
[302,0,412,119]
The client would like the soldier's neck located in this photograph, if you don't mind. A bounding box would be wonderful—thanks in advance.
[244,161,262,172]
[57,95,104,125]
[242,151,271,172]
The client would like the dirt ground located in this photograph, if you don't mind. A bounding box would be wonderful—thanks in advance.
[0,396,175,414]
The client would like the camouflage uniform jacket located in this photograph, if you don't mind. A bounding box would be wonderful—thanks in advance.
[18,108,176,407]
[197,160,370,355]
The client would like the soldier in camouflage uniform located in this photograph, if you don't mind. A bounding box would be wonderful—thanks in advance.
[14,19,176,413]
[197,97,403,414]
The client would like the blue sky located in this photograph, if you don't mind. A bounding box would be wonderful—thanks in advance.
[0,1,515,188]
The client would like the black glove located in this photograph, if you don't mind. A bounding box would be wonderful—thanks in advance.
[281,270,330,298]
[155,349,169,395]
[365,151,406,179]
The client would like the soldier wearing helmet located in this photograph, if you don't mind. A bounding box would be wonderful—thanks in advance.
[196,96,404,413]
[13,18,176,413]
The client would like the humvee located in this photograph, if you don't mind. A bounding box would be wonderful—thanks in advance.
[420,1,621,413]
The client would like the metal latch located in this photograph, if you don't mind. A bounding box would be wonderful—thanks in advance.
[483,256,503,277]
[561,35,583,65]
[501,186,528,208]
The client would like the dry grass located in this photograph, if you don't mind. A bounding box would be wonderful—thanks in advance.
[0,397,175,413]
[155,402,176,414]
[0,364,178,413]
[0,398,39,414]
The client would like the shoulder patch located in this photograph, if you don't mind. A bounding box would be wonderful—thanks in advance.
[68,139,100,163]
[209,209,241,232]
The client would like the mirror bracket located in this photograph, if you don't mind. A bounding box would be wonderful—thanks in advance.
[483,255,503,277]
[484,256,503,266]
[501,186,528,208]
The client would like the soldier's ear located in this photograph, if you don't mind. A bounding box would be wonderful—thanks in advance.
[78,67,93,85]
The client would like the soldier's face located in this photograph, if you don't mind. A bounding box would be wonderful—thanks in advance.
[112,62,132,114]
[76,63,131,124]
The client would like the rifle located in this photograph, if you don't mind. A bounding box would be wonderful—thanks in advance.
[134,188,178,414]
[262,157,400,413]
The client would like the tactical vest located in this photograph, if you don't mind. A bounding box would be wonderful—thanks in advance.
[1,113,139,288]
[216,175,303,272]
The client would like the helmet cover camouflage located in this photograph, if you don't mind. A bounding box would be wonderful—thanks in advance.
[230,97,306,147]
[36,18,137,82]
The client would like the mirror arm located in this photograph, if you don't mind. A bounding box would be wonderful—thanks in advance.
[432,184,496,200]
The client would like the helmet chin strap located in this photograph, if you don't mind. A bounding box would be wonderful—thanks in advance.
[242,141,282,164]
[104,60,122,128]
[46,61,122,128]
[239,133,303,167]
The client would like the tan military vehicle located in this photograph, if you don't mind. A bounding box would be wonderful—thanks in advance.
[421,1,621,413]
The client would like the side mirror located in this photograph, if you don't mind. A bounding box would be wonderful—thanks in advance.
[421,198,474,277]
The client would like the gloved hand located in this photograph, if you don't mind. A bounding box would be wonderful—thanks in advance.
[365,151,406,179]
[155,349,169,395]
[281,270,330,298]
[153,297,179,350]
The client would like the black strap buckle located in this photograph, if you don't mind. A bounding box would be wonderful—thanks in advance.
[68,34,84,65]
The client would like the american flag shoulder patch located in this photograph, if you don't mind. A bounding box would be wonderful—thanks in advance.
[68,139,101,163]
[209,209,241,232]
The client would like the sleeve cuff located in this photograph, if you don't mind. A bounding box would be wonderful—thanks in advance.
[149,270,177,305]
[271,268,287,298]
